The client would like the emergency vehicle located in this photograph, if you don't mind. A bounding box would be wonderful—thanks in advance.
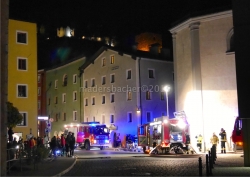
[64,122,110,150]
[231,117,243,150]
[138,111,196,154]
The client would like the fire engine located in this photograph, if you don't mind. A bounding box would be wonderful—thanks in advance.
[64,122,110,150]
[231,117,243,150]
[138,112,196,154]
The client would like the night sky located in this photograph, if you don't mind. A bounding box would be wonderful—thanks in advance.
[9,0,232,69]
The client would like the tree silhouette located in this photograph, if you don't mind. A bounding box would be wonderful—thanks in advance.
[6,102,23,128]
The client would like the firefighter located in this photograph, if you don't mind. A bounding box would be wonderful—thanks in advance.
[210,132,219,150]
[195,134,202,152]
[219,128,227,153]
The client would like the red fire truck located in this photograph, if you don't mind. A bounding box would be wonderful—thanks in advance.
[138,112,194,154]
[231,117,243,150]
[64,122,110,150]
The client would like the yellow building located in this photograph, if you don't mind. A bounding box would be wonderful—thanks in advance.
[8,19,37,140]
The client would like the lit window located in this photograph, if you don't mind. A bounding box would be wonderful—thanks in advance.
[73,74,77,84]
[17,85,27,97]
[127,91,132,100]
[38,74,41,83]
[110,55,115,64]
[55,114,59,122]
[17,112,27,126]
[55,80,58,89]
[16,31,27,44]
[146,91,151,100]
[127,70,131,80]
[110,115,114,123]
[128,112,132,123]
[38,87,41,96]
[148,69,155,79]
[17,58,27,70]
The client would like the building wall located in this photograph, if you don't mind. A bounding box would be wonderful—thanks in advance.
[83,48,174,145]
[8,19,38,139]
[170,10,237,150]
[46,58,85,137]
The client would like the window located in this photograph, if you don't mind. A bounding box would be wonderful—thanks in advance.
[85,98,88,106]
[110,93,115,103]
[55,96,58,104]
[17,58,27,70]
[110,114,114,123]
[128,112,132,123]
[102,58,106,67]
[17,112,27,126]
[84,80,88,88]
[73,111,77,121]
[55,80,58,89]
[38,74,41,83]
[48,98,50,105]
[91,78,95,87]
[146,91,151,100]
[102,76,106,85]
[93,116,95,122]
[73,91,77,101]
[102,115,105,124]
[62,93,66,103]
[63,113,66,121]
[17,31,27,44]
[55,114,59,122]
[73,74,77,84]
[17,85,27,97]
[38,101,41,110]
[127,91,132,100]
[146,112,151,122]
[127,70,132,80]
[63,75,68,86]
[38,87,41,96]
[161,92,165,100]
[92,97,95,105]
[148,69,155,78]
[102,95,106,104]
[110,55,115,64]
[110,74,115,83]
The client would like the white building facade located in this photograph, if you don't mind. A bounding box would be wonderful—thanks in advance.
[81,47,174,145]
[169,10,237,151]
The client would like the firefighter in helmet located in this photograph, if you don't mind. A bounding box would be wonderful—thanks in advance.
[219,128,227,153]
[195,134,203,152]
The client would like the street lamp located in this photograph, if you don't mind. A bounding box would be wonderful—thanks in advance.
[163,85,170,118]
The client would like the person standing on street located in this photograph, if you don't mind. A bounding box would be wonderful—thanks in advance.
[210,132,219,150]
[61,134,66,156]
[195,134,203,152]
[69,133,76,157]
[219,128,227,153]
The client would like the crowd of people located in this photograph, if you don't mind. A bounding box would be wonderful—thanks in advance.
[49,131,76,158]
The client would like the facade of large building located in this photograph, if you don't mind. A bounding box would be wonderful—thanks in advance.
[46,57,85,137]
[80,46,174,145]
[8,19,38,139]
[169,10,236,151]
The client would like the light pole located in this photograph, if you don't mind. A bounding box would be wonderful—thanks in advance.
[163,85,170,118]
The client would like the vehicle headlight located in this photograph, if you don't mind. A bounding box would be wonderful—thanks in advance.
[105,140,109,143]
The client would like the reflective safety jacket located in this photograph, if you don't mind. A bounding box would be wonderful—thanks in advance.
[196,135,202,144]
[210,135,219,145]
[219,131,227,142]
